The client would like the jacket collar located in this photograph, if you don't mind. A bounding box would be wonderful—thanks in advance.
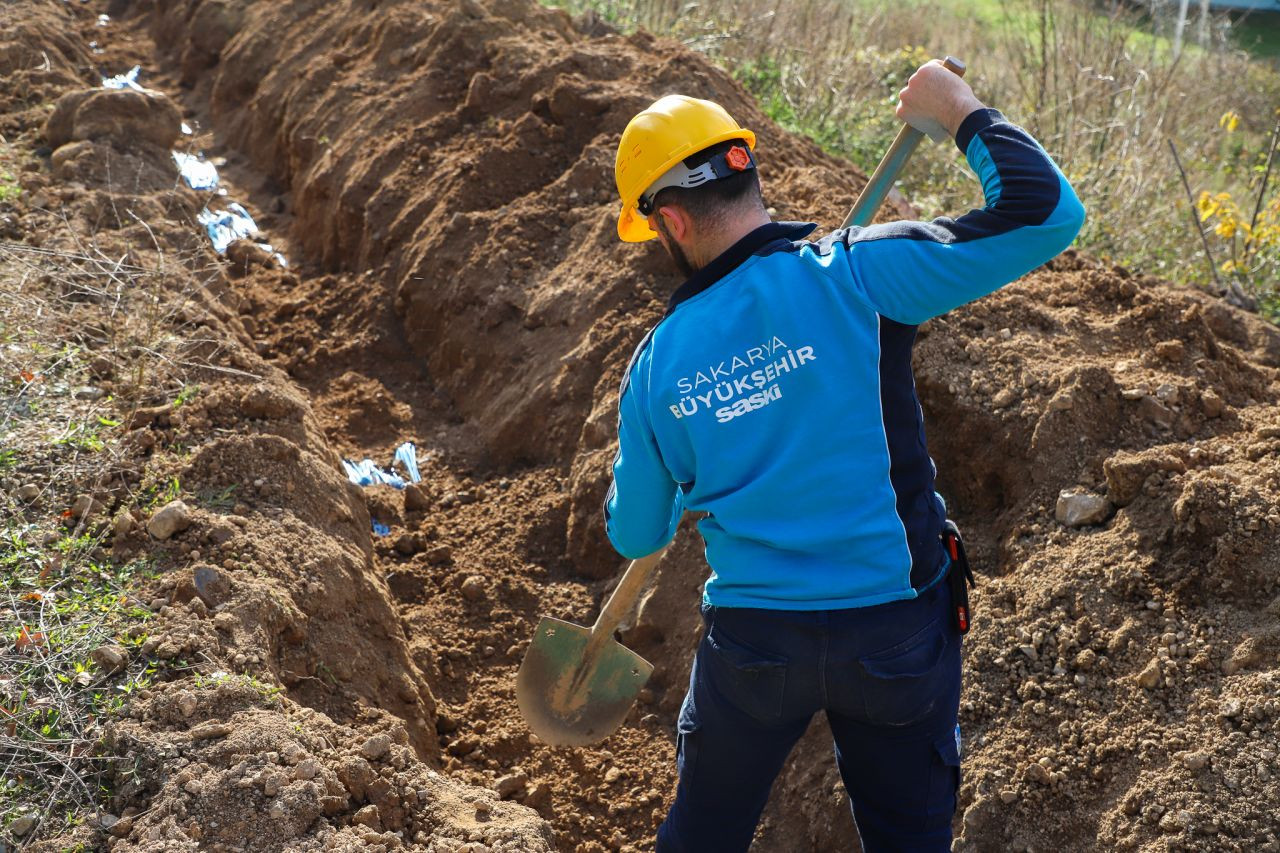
[666,220,818,314]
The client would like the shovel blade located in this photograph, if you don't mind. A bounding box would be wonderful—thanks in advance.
[517,616,653,747]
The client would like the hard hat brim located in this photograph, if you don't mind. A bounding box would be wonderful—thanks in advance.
[617,127,757,243]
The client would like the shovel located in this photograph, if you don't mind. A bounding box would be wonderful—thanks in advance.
[517,549,665,746]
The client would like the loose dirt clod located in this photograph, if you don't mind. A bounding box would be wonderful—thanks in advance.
[146,499,192,539]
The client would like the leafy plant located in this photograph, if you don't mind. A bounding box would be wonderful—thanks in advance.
[1193,117,1280,313]
[0,172,21,202]
[52,420,105,453]
[172,384,200,408]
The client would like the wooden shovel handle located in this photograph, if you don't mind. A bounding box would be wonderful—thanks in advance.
[841,56,967,230]
[580,549,666,666]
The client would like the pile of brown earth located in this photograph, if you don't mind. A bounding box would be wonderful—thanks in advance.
[5,3,551,851]
[4,0,1278,850]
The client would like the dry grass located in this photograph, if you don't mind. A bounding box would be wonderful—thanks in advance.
[558,0,1280,312]
[0,171,224,844]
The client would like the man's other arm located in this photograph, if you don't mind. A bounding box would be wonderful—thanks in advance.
[604,345,682,559]
[835,62,1086,324]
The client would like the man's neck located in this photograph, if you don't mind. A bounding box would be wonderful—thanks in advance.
[690,209,772,271]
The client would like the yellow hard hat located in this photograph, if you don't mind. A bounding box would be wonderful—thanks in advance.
[615,95,757,242]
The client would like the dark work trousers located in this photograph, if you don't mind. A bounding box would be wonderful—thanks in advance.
[655,581,963,853]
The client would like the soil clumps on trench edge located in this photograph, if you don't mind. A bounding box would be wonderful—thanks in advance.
[7,0,1280,850]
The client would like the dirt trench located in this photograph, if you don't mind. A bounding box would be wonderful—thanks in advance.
[107,0,908,849]
[18,0,1280,850]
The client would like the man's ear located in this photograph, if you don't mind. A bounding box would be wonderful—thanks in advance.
[656,204,691,243]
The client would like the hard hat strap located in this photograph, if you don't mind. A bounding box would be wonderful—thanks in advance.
[637,144,756,216]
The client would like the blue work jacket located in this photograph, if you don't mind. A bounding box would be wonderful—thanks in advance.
[605,108,1085,610]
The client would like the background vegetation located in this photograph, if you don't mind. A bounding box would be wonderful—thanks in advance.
[552,0,1280,316]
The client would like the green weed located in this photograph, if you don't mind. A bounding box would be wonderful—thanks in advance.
[199,483,237,510]
[172,384,200,408]
[0,172,21,202]
[52,420,106,453]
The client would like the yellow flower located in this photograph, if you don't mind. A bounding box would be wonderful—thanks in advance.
[1197,191,1219,222]
[1219,111,1241,132]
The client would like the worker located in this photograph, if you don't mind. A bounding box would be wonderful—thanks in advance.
[605,60,1084,852]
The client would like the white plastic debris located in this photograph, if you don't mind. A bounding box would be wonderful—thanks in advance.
[172,151,219,190]
[342,442,422,489]
[394,441,422,483]
[197,203,257,254]
[343,458,408,489]
[101,65,144,92]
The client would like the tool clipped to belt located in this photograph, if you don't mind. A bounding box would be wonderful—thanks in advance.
[942,520,976,635]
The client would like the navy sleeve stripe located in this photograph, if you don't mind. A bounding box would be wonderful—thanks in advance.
[877,316,946,589]
[954,107,1001,155]
[812,123,1061,254]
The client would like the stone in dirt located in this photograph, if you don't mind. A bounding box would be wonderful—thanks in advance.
[361,733,392,761]
[192,565,230,606]
[992,387,1018,409]
[10,813,37,836]
[404,483,431,511]
[495,772,528,800]
[113,512,135,537]
[147,500,192,539]
[226,238,277,274]
[1136,658,1162,689]
[1054,489,1113,527]
[175,691,197,717]
[1200,388,1225,417]
[189,722,233,740]
[71,493,105,519]
[353,804,382,830]
[1025,762,1052,785]
[460,576,486,601]
[92,644,129,673]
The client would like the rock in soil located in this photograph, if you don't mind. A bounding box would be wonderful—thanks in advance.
[146,500,192,540]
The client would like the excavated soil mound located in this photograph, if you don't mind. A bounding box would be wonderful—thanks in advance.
[142,0,914,581]
[10,0,1279,850]
[6,3,553,851]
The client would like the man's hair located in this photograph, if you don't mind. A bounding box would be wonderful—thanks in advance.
[650,139,764,229]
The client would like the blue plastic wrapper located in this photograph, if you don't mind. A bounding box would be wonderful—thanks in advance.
[197,203,258,254]
[102,65,144,92]
[342,442,422,490]
[173,151,219,191]
[372,520,391,537]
